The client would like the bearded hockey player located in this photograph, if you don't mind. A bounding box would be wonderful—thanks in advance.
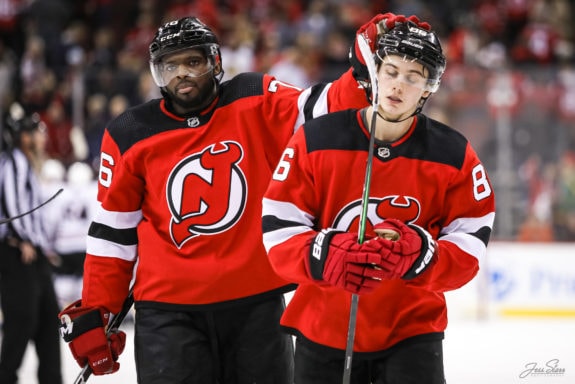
[57,14,378,383]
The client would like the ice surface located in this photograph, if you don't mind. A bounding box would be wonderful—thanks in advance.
[17,310,574,384]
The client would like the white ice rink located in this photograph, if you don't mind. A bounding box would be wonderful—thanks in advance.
[16,242,575,383]
[16,308,575,384]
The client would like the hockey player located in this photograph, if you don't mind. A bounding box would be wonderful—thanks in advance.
[56,15,394,383]
[262,18,496,383]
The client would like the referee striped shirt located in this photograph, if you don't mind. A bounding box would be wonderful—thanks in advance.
[0,148,49,249]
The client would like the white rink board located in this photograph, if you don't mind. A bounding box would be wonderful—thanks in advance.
[446,241,575,318]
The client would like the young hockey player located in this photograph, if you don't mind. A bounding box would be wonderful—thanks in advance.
[262,17,496,383]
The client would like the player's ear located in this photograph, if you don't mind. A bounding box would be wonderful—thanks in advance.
[214,61,222,76]
[212,52,223,77]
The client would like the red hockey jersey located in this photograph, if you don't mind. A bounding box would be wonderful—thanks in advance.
[82,70,367,313]
[262,110,496,354]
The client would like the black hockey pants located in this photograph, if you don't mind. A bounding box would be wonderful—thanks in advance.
[294,337,445,384]
[135,294,294,384]
[0,242,62,384]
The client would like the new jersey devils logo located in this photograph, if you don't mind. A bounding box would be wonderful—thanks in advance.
[333,195,421,232]
[167,141,247,248]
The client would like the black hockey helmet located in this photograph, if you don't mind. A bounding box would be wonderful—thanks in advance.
[149,17,223,87]
[2,102,44,148]
[375,21,446,93]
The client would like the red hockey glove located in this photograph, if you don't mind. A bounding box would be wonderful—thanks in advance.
[308,229,390,294]
[350,13,431,84]
[351,13,403,84]
[59,300,126,375]
[406,15,431,31]
[372,219,437,279]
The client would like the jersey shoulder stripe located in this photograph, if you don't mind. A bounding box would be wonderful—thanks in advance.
[415,114,469,170]
[107,99,173,154]
[107,73,267,155]
[219,72,264,104]
[302,82,331,121]
[304,109,367,152]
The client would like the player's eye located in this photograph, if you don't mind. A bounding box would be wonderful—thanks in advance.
[164,63,178,72]
[383,68,399,79]
[189,59,202,67]
[405,73,426,86]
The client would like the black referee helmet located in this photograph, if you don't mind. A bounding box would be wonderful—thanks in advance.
[2,102,43,149]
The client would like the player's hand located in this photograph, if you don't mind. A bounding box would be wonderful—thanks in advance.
[350,13,405,84]
[307,229,391,294]
[372,219,437,279]
[383,15,431,33]
[59,300,126,375]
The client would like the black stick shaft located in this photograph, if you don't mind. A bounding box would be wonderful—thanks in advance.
[0,188,63,224]
[343,33,379,384]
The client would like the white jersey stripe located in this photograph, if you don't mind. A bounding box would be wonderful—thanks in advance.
[263,198,315,225]
[293,83,333,133]
[263,226,314,254]
[439,232,487,263]
[294,87,312,133]
[440,212,495,236]
[93,205,143,229]
[439,212,495,262]
[311,83,332,118]
[262,198,315,252]
[87,235,138,261]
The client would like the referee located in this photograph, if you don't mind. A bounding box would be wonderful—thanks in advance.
[0,103,63,384]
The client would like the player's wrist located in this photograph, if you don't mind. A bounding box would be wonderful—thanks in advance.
[402,224,437,279]
[308,228,345,280]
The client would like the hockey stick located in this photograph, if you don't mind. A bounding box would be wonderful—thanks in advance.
[0,188,63,224]
[343,34,380,384]
[73,289,135,384]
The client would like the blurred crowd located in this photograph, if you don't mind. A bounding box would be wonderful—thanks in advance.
[0,0,574,242]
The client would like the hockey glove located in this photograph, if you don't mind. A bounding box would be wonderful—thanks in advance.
[372,219,437,280]
[350,13,432,84]
[59,300,126,375]
[308,229,389,294]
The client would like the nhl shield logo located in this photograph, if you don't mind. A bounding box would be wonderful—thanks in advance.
[377,146,391,158]
[187,117,200,127]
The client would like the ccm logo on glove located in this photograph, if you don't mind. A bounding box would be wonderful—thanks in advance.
[58,300,126,375]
